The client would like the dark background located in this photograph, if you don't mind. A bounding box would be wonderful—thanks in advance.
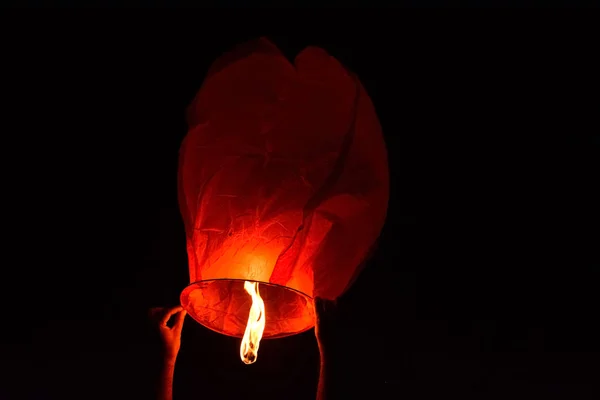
[1,20,598,400]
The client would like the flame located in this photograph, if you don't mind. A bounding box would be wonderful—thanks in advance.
[240,281,266,364]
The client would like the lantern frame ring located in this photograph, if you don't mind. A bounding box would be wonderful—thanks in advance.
[181,278,315,339]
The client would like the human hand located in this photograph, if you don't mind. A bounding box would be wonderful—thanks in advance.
[314,297,337,353]
[149,306,187,360]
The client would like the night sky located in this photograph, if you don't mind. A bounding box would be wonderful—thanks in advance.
[1,22,598,400]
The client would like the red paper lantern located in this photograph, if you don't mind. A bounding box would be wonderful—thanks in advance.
[179,38,389,339]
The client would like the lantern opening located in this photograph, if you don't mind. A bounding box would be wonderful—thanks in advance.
[180,279,314,339]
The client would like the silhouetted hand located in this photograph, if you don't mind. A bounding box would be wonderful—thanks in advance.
[314,297,338,400]
[314,297,337,353]
[150,306,187,360]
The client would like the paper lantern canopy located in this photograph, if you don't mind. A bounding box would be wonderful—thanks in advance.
[179,38,389,339]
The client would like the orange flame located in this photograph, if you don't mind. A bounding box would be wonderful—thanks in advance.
[240,281,266,364]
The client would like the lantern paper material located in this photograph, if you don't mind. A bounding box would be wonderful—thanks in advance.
[179,38,389,339]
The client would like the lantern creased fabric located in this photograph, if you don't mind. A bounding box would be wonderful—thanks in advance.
[179,38,389,339]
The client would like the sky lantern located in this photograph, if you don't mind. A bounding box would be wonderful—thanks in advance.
[179,37,389,364]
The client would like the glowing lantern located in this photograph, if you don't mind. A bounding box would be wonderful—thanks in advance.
[179,37,389,363]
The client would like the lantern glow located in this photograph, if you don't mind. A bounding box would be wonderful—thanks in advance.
[179,37,389,363]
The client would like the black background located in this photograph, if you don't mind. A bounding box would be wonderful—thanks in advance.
[1,18,598,400]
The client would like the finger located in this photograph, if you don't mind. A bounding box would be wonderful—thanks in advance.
[173,316,186,336]
[173,309,187,332]
[314,297,338,322]
[314,297,328,317]
[160,305,184,326]
[314,297,322,310]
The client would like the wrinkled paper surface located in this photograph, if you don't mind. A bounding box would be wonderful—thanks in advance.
[179,38,388,338]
